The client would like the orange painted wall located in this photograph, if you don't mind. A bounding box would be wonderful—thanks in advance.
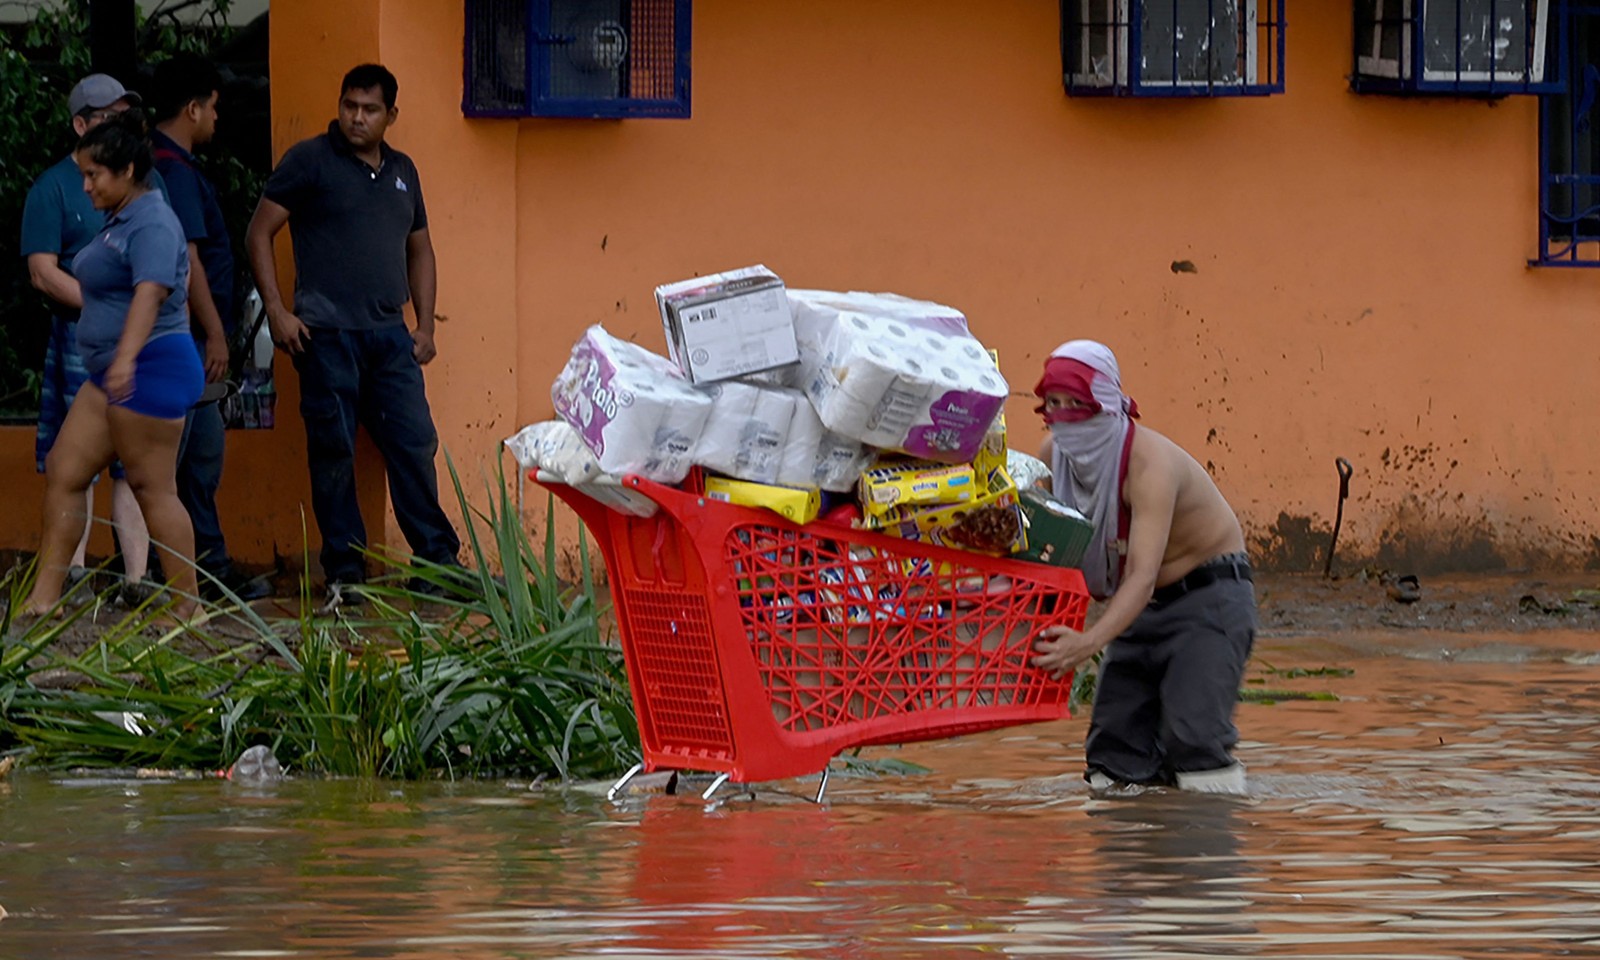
[9,0,1594,576]
[502,0,1600,572]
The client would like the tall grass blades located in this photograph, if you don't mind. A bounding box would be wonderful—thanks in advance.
[0,452,640,782]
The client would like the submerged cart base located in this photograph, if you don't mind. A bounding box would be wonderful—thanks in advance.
[539,474,1091,799]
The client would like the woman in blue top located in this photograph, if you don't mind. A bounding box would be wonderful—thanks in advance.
[22,112,205,621]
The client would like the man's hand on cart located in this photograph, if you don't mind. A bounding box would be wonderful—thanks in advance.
[1033,626,1101,679]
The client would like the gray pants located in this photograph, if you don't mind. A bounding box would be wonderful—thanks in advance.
[1084,572,1256,785]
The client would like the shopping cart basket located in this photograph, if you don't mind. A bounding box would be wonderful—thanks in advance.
[537,473,1090,800]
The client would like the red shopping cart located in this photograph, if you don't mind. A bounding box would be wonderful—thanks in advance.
[537,473,1090,801]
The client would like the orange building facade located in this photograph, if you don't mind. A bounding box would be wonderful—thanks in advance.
[3,0,1596,575]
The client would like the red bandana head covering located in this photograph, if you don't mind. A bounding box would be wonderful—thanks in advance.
[1038,340,1139,599]
[1034,356,1138,425]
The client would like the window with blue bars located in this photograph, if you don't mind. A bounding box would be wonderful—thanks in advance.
[1352,0,1561,94]
[464,0,691,119]
[1538,4,1600,264]
[1061,0,1286,96]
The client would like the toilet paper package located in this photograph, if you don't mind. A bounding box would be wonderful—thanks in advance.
[504,421,605,485]
[503,420,659,518]
[788,290,1008,464]
[551,325,713,484]
[697,380,801,485]
[776,394,872,492]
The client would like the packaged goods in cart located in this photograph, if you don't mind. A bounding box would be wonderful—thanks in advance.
[503,420,658,518]
[777,399,872,492]
[551,326,713,484]
[704,475,822,523]
[859,459,978,518]
[788,290,1008,463]
[1007,449,1053,491]
[697,381,805,484]
[973,412,1008,480]
[656,265,801,384]
[503,421,604,485]
[871,466,1027,556]
[1015,487,1095,568]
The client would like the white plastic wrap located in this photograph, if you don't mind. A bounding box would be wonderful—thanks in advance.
[788,290,1007,464]
[551,325,713,484]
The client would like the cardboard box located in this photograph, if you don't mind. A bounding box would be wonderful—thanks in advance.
[860,460,978,520]
[1015,488,1094,568]
[704,475,821,523]
[655,265,801,384]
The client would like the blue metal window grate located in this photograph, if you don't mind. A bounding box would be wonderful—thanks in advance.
[1352,0,1562,94]
[1537,3,1600,265]
[463,0,691,119]
[1061,0,1286,96]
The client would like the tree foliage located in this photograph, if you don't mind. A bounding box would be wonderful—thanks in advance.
[0,0,264,419]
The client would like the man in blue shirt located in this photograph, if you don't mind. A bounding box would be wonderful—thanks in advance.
[246,64,461,606]
[151,54,269,602]
[20,73,154,599]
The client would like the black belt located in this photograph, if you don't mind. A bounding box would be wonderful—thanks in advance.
[1150,556,1253,606]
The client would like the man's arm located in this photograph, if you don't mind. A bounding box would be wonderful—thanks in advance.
[26,253,83,312]
[1031,443,1178,679]
[406,226,438,365]
[186,245,229,381]
[245,197,309,355]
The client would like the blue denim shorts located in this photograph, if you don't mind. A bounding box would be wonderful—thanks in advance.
[90,332,204,420]
[37,317,125,479]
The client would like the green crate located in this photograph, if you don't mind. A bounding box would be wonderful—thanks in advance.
[1015,488,1094,569]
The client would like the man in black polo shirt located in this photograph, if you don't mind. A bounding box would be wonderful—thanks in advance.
[245,64,460,603]
[151,53,270,602]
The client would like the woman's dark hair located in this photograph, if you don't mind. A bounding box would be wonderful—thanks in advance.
[75,108,153,181]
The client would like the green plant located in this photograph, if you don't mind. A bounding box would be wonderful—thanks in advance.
[0,453,640,781]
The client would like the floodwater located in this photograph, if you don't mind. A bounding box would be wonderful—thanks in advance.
[3,631,1599,959]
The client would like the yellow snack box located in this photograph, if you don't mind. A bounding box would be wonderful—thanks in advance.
[972,411,1007,480]
[860,459,978,520]
[704,475,821,523]
[877,466,1026,556]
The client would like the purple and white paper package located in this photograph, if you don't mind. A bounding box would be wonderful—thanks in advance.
[551,326,712,484]
[787,290,1008,464]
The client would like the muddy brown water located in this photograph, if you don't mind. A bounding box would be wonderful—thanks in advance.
[2,631,1599,959]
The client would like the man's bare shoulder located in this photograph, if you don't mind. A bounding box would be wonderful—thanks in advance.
[1128,424,1245,574]
[1127,425,1194,476]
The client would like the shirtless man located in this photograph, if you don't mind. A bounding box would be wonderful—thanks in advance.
[1030,340,1255,794]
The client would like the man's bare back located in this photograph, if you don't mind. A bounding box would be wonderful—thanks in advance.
[1126,427,1246,588]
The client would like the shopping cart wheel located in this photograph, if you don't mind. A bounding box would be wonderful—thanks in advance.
[606,762,645,802]
[701,772,734,801]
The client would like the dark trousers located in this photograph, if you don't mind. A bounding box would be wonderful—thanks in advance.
[177,400,230,576]
[1084,576,1256,785]
[292,325,460,584]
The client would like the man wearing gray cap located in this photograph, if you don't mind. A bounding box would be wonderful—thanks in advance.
[19,73,164,602]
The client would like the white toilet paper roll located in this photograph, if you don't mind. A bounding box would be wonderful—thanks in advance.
[697,380,761,475]
[641,380,713,482]
[815,430,871,492]
[552,325,713,484]
[778,400,826,488]
[737,387,798,484]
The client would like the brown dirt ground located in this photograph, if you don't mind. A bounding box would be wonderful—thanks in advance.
[1254,570,1600,639]
[11,563,1600,660]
